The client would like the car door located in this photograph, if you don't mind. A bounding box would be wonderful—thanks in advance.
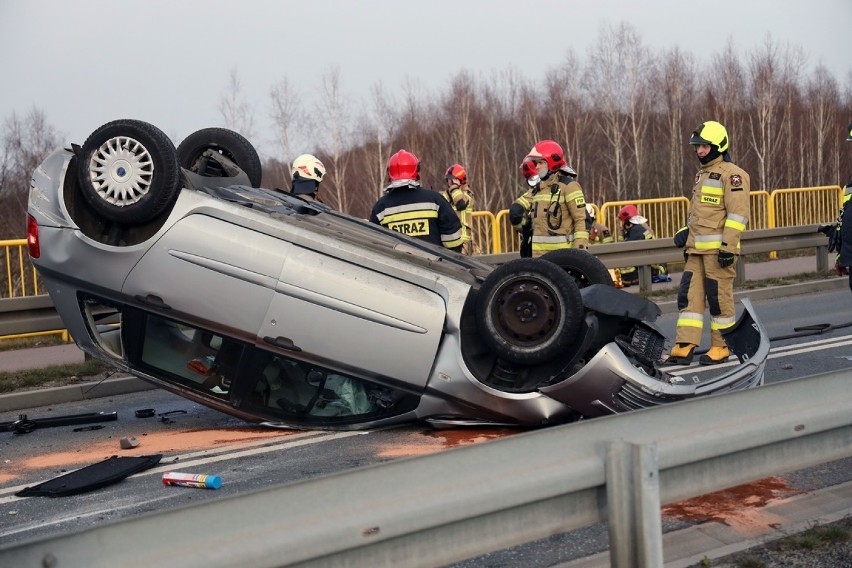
[258,246,446,390]
[122,214,285,339]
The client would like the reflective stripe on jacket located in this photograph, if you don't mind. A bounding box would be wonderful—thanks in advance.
[370,185,464,251]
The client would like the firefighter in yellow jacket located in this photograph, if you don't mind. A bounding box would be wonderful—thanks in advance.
[443,163,477,255]
[509,140,589,257]
[669,121,750,365]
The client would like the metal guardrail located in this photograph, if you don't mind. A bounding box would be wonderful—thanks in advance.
[2,368,849,568]
[480,223,831,292]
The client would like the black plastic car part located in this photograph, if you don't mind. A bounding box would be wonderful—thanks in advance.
[1,411,118,435]
[16,455,162,497]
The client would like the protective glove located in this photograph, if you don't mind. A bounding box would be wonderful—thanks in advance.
[717,250,736,268]
[817,223,842,253]
[673,226,689,248]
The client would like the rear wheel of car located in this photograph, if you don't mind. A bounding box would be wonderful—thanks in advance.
[77,119,181,225]
[177,127,262,187]
[540,249,614,289]
[476,258,583,366]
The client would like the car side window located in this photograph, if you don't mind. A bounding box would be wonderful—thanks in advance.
[241,352,417,424]
[137,314,242,400]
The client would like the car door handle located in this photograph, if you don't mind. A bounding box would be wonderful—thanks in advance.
[263,336,302,352]
[134,294,172,310]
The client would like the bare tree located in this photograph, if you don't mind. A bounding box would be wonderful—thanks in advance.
[482,68,528,213]
[315,66,353,212]
[584,23,631,200]
[269,77,302,171]
[218,67,256,141]
[349,81,398,217]
[0,108,61,238]
[619,24,654,199]
[546,51,592,189]
[804,66,838,186]
[656,47,697,195]
[745,36,793,191]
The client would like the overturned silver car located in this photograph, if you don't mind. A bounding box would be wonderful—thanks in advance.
[25,119,769,429]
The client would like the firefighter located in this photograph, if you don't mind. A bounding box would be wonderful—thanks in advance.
[508,140,589,257]
[289,154,326,203]
[369,149,464,252]
[669,121,750,365]
[841,125,852,292]
[444,163,477,254]
[514,159,542,258]
[617,204,669,285]
[822,124,852,291]
[586,204,614,244]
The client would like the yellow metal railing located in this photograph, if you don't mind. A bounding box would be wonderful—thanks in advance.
[480,185,841,254]
[769,186,843,228]
[2,238,43,299]
[600,197,690,240]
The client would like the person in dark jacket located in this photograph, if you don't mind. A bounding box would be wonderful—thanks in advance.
[369,149,464,252]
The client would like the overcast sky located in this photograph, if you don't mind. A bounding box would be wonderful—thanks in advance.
[2,0,850,159]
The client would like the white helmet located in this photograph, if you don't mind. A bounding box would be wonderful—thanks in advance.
[291,154,326,183]
[585,204,595,219]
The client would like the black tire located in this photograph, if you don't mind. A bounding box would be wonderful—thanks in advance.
[76,119,181,225]
[540,249,614,289]
[177,127,262,187]
[476,258,583,366]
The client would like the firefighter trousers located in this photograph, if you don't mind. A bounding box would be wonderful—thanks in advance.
[675,253,737,348]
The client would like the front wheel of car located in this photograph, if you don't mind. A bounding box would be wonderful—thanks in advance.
[77,119,181,225]
[177,127,262,187]
[539,249,614,289]
[476,258,583,366]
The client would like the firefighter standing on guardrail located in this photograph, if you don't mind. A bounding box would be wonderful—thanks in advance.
[509,140,589,257]
[669,121,750,365]
[443,164,478,255]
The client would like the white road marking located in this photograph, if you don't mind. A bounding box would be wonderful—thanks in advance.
[663,334,852,373]
[0,430,366,504]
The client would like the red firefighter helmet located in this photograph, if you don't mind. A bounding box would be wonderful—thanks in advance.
[387,149,420,182]
[526,139,566,173]
[618,204,640,223]
[444,163,467,185]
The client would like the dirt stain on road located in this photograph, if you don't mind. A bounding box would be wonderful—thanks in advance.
[663,477,803,538]
[15,427,294,472]
[376,428,519,458]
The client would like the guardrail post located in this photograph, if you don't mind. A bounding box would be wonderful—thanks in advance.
[816,244,828,273]
[637,266,652,294]
[606,441,663,568]
[735,256,746,286]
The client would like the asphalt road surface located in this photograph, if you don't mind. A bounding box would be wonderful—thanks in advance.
[1,289,851,566]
